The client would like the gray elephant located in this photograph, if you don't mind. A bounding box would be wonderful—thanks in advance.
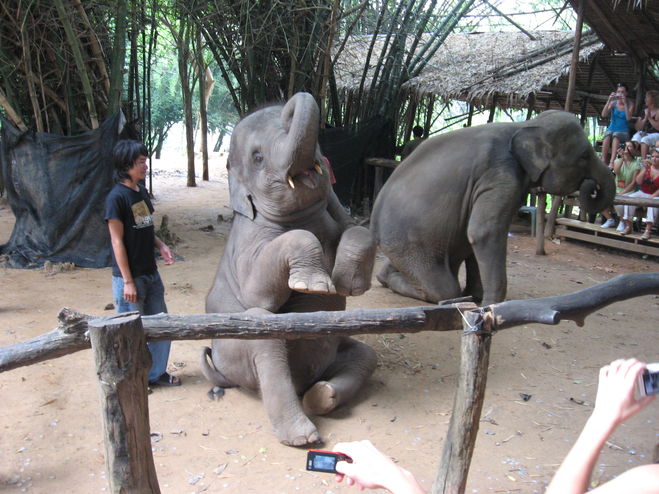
[372,110,615,306]
[202,92,377,446]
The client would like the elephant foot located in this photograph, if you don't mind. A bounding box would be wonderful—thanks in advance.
[207,386,226,401]
[302,381,338,416]
[275,413,320,447]
[289,267,335,294]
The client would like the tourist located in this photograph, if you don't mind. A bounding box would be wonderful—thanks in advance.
[631,90,659,160]
[104,139,181,390]
[620,147,659,240]
[600,83,634,167]
[331,359,658,494]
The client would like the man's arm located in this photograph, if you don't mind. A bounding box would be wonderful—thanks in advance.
[108,219,138,303]
[154,235,174,265]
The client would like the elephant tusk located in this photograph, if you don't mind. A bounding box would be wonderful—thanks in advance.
[287,175,295,189]
[314,163,323,175]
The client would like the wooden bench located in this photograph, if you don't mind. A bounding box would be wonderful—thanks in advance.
[554,194,659,257]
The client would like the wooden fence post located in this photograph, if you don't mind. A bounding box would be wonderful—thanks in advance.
[535,193,546,255]
[88,312,161,494]
[433,306,492,494]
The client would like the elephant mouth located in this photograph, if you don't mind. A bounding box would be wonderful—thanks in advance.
[286,160,324,189]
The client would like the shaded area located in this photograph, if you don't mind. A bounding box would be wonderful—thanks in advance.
[0,113,124,268]
[319,116,392,210]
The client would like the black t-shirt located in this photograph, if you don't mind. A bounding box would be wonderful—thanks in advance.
[104,183,157,278]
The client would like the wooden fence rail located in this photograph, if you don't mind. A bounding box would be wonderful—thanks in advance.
[1,273,658,494]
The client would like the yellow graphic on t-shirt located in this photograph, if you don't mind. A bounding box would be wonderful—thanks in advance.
[131,200,153,229]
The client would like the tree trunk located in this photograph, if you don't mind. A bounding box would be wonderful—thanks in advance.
[176,18,196,187]
[108,0,128,114]
[197,29,210,181]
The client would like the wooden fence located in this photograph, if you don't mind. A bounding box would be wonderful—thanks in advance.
[1,273,658,494]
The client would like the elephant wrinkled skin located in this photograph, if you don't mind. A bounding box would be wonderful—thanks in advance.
[202,93,377,446]
[372,110,616,306]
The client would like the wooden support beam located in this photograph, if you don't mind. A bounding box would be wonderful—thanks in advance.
[88,313,160,493]
[433,305,491,494]
[535,193,546,255]
[565,0,584,113]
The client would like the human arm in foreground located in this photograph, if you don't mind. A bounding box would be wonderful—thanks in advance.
[333,440,426,494]
[545,359,658,494]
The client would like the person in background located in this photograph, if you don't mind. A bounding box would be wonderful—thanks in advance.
[631,90,659,160]
[331,359,658,494]
[600,83,634,167]
[600,141,643,230]
[620,147,659,240]
[401,125,426,160]
[104,139,181,390]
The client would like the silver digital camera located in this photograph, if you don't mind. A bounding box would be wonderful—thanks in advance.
[638,362,659,397]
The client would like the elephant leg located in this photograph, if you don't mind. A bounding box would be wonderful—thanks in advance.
[389,250,462,303]
[242,229,335,311]
[467,204,511,305]
[463,254,484,303]
[332,225,376,296]
[253,339,320,446]
[377,260,428,301]
[302,338,377,416]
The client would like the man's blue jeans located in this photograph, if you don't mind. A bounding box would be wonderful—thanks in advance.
[112,271,171,383]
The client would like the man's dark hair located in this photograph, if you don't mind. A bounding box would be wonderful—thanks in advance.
[112,139,149,182]
[412,125,424,138]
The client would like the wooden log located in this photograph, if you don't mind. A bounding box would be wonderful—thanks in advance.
[0,306,463,373]
[433,306,491,494]
[88,313,160,494]
[2,273,657,374]
[613,195,659,207]
[535,193,546,255]
[489,272,659,330]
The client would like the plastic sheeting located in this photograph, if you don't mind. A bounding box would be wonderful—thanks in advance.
[0,112,125,268]
[319,116,392,208]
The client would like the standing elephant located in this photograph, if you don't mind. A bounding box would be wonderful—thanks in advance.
[202,92,377,446]
[372,110,616,306]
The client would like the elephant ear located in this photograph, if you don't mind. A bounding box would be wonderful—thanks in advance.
[228,165,256,220]
[510,126,552,183]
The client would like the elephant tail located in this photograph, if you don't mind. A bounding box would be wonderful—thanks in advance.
[200,346,237,388]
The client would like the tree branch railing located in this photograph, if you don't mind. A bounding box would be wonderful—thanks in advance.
[1,273,657,494]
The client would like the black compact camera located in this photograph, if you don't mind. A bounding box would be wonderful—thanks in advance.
[638,363,659,397]
[306,449,352,473]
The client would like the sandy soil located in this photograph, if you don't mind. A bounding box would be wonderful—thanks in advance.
[0,152,657,494]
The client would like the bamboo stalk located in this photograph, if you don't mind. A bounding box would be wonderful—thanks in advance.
[53,0,99,128]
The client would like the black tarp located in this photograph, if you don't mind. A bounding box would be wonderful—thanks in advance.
[319,116,392,210]
[0,112,125,268]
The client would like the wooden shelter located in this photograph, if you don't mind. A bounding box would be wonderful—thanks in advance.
[332,30,659,119]
[567,0,659,63]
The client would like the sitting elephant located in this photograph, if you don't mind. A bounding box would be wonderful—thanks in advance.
[202,92,377,446]
[372,110,615,306]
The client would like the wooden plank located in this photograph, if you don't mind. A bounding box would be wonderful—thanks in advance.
[364,157,399,169]
[556,224,659,256]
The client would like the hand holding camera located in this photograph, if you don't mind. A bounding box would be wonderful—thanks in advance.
[591,359,656,430]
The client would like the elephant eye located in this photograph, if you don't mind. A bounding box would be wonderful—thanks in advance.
[253,151,264,165]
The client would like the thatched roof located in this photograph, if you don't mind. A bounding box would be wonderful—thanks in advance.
[567,0,659,62]
[332,30,658,116]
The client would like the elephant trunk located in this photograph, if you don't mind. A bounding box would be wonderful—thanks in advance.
[579,161,616,214]
[280,92,320,178]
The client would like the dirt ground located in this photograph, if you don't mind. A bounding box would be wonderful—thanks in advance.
[0,152,657,494]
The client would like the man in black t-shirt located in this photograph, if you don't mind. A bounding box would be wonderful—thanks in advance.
[104,140,181,389]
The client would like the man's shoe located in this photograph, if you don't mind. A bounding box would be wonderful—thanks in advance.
[601,218,616,228]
